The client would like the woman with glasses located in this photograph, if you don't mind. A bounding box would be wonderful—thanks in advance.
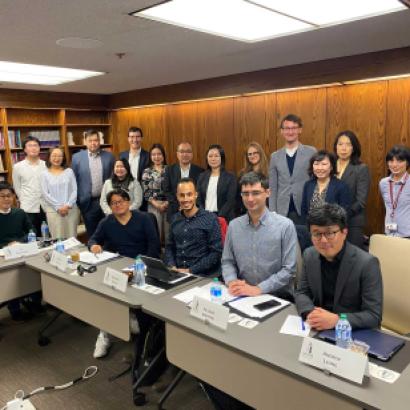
[333,131,370,248]
[197,144,237,222]
[40,147,79,239]
[298,150,351,250]
[379,145,410,238]
[141,143,169,242]
[239,141,269,178]
[100,158,142,215]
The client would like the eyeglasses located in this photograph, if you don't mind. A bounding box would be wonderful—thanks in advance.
[281,127,300,132]
[247,152,259,157]
[240,191,265,198]
[311,230,340,240]
[110,200,128,206]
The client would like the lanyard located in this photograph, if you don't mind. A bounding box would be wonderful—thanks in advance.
[388,173,409,218]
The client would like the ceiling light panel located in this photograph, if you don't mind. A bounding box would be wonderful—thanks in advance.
[252,0,406,26]
[0,61,104,85]
[134,0,313,42]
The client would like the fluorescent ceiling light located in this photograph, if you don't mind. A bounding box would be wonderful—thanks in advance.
[133,0,312,42]
[0,61,104,85]
[251,0,406,26]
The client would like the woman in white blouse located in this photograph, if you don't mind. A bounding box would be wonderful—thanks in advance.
[100,158,142,215]
[197,144,237,222]
[40,147,79,239]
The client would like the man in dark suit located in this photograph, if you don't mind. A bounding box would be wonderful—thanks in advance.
[71,129,115,237]
[295,203,383,330]
[119,127,150,183]
[163,142,204,222]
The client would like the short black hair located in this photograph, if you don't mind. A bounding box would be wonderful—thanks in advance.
[0,182,15,195]
[22,136,40,149]
[177,177,196,190]
[333,130,362,165]
[280,114,303,129]
[148,143,167,166]
[386,145,410,168]
[308,150,337,178]
[107,189,131,205]
[206,144,226,170]
[239,171,269,190]
[84,129,99,139]
[45,147,67,168]
[128,127,143,138]
[307,203,347,231]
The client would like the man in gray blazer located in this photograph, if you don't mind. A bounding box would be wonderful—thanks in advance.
[269,114,316,224]
[71,129,115,237]
[295,203,383,330]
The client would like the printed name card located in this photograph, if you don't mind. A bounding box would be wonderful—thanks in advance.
[49,250,68,272]
[103,267,128,293]
[190,296,229,330]
[299,337,368,384]
[3,242,39,260]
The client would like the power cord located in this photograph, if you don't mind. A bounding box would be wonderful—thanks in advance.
[1,366,98,410]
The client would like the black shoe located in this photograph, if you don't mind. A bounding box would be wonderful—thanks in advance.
[22,300,46,315]
[10,310,33,322]
[133,392,146,406]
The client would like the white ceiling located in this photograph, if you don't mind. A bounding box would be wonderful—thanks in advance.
[0,0,410,95]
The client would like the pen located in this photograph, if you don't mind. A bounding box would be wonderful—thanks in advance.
[301,317,305,331]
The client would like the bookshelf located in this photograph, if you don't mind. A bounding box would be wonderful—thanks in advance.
[0,107,113,183]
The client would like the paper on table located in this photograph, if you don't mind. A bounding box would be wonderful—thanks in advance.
[280,315,311,337]
[79,251,118,265]
[228,294,289,318]
[131,283,165,295]
[173,282,236,305]
[62,237,82,250]
[368,363,401,384]
[173,286,202,304]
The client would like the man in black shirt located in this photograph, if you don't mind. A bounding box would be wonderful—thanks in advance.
[165,178,222,276]
[295,203,383,330]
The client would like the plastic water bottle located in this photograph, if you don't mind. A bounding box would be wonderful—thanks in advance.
[133,256,146,287]
[27,230,37,243]
[210,278,223,304]
[55,239,65,254]
[335,313,352,349]
[41,221,50,240]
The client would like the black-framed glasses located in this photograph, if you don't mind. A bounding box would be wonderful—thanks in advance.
[311,230,341,240]
[240,191,265,198]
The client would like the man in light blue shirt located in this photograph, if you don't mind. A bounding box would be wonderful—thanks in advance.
[222,172,297,299]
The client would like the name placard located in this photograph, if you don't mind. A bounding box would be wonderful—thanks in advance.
[49,250,68,272]
[3,242,39,260]
[103,267,128,293]
[299,337,368,384]
[190,296,229,330]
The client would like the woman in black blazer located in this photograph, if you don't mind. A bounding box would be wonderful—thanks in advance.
[298,150,351,251]
[334,131,370,249]
[197,144,237,222]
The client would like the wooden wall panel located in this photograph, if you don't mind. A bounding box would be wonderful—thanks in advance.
[233,94,277,171]
[326,82,388,234]
[385,77,410,149]
[276,88,327,149]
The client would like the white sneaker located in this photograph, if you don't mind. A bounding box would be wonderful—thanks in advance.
[129,313,140,334]
[93,331,111,358]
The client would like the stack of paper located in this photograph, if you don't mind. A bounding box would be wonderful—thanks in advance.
[79,250,118,265]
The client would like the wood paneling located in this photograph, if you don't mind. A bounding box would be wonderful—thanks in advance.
[109,47,410,109]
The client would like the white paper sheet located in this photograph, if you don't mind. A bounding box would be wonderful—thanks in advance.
[228,294,289,318]
[280,315,311,337]
[79,250,118,265]
[173,282,236,305]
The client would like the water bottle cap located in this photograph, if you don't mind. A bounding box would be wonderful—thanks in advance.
[213,277,218,282]
[340,313,347,319]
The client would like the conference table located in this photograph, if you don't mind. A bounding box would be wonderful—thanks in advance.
[142,282,410,410]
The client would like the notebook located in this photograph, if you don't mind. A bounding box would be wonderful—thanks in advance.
[318,328,405,361]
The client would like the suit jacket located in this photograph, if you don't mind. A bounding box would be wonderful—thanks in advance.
[196,169,237,222]
[269,144,316,216]
[301,176,352,219]
[163,163,204,221]
[119,149,150,183]
[340,163,370,227]
[71,149,115,210]
[295,242,383,329]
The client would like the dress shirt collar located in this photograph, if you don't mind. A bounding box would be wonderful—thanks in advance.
[129,148,141,158]
[246,207,270,226]
[388,172,409,184]
[88,150,101,158]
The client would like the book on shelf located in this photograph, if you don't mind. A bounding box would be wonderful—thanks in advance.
[0,154,4,172]
[11,152,26,164]
[28,130,61,148]
[8,130,21,148]
[0,131,4,149]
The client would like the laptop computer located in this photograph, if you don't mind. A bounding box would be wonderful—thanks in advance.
[318,328,405,361]
[140,256,192,285]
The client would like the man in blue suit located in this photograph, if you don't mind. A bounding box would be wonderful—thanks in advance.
[71,129,115,237]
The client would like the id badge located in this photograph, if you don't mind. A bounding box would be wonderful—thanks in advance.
[386,222,398,233]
